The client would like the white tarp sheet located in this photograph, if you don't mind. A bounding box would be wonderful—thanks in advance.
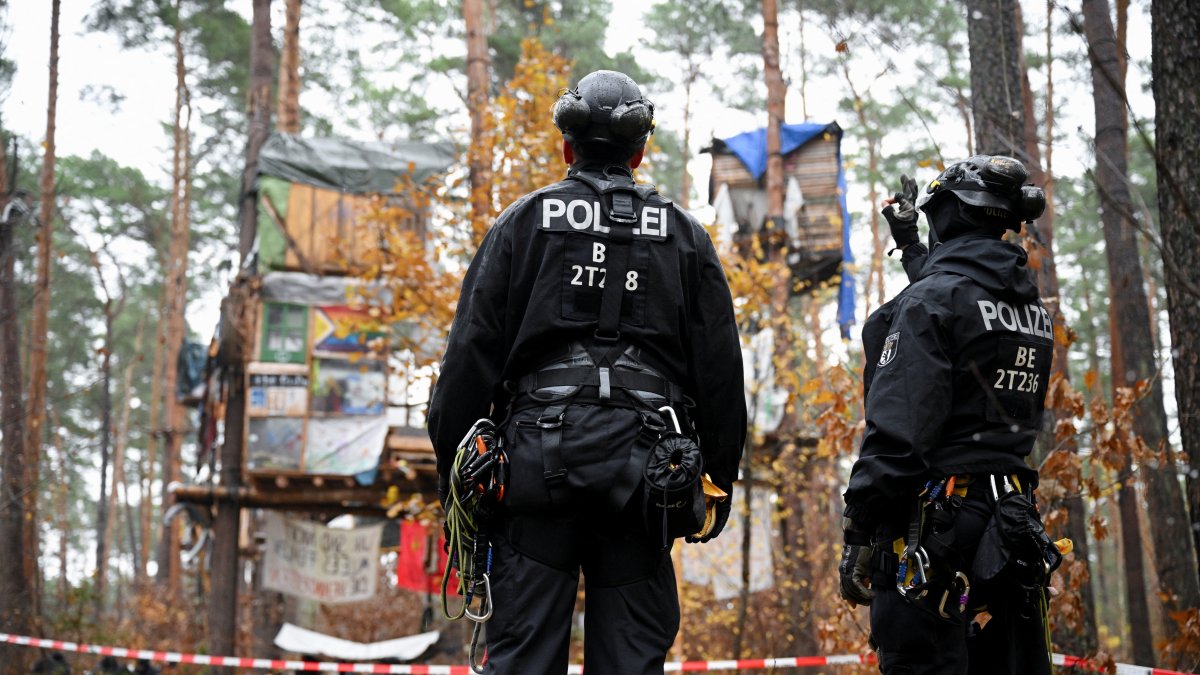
[273,622,439,662]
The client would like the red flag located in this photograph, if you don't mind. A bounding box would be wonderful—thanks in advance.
[395,520,446,594]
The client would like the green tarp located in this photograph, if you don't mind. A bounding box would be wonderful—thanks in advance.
[258,133,456,194]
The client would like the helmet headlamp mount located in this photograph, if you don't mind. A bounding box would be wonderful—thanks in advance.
[916,155,1046,230]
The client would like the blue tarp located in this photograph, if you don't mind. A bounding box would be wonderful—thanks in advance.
[720,123,833,181]
[719,122,857,338]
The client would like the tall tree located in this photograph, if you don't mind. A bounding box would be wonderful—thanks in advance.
[964,0,1024,155]
[1081,0,1200,664]
[238,0,273,257]
[730,0,788,663]
[761,0,785,225]
[965,0,1106,655]
[211,0,273,666]
[0,135,35,668]
[276,0,301,133]
[1152,0,1200,586]
[1015,1,1098,654]
[22,0,61,644]
[155,0,193,596]
[464,0,493,232]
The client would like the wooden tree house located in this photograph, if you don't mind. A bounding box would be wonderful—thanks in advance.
[178,133,455,515]
[705,122,855,324]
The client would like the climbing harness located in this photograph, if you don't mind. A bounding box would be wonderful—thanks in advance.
[441,419,508,674]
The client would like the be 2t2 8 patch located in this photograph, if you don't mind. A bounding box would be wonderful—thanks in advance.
[559,234,650,324]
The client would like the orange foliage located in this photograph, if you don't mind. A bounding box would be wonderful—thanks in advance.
[486,37,572,243]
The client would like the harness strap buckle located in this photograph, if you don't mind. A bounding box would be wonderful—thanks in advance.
[609,190,638,223]
[536,411,565,429]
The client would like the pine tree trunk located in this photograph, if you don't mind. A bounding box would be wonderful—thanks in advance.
[1083,0,1200,664]
[761,0,785,222]
[965,0,1024,155]
[17,2,60,652]
[0,133,35,668]
[157,4,193,596]
[1151,0,1200,595]
[741,0,786,662]
[465,0,493,234]
[276,0,302,133]
[239,0,275,258]
[1015,0,1100,653]
[211,1,274,668]
[968,0,1103,654]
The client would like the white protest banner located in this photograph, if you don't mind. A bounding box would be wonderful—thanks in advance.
[262,512,383,604]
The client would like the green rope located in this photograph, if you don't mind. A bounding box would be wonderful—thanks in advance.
[441,437,484,621]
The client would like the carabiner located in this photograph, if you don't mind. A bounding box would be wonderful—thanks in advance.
[989,474,1014,501]
[464,572,494,623]
[897,546,930,597]
[938,572,971,618]
[468,620,487,674]
[657,405,682,434]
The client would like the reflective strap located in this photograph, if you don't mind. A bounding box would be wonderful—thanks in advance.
[599,367,611,399]
[516,367,684,401]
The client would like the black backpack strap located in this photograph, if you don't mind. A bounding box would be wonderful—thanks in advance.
[567,170,641,356]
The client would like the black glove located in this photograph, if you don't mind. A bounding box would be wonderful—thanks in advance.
[882,173,920,250]
[687,499,731,544]
[839,544,875,606]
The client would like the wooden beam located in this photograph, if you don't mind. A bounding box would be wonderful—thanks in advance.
[171,481,438,510]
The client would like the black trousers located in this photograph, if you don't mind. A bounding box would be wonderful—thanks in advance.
[482,504,679,675]
[869,488,1052,675]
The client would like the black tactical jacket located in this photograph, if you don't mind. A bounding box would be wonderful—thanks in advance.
[427,162,747,501]
[843,234,1052,529]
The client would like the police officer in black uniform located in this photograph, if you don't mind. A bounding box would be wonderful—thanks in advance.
[427,70,746,675]
[838,156,1059,674]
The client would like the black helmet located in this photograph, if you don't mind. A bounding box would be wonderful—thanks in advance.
[552,70,655,153]
[916,155,1046,229]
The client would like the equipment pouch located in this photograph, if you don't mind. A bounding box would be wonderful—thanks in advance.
[971,489,1062,588]
[502,404,646,513]
[641,417,704,549]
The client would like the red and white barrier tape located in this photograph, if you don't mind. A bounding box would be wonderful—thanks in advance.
[1052,653,1197,675]
[3,633,1194,673]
